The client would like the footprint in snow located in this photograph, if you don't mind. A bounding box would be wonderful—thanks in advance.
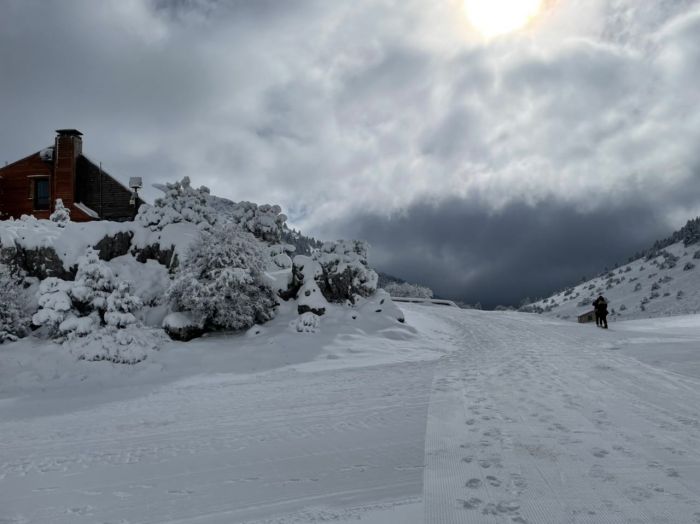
[482,500,520,516]
[509,473,527,491]
[486,475,502,487]
[589,465,616,482]
[624,486,653,502]
[465,478,482,489]
[167,489,195,495]
[460,497,482,510]
[611,445,634,457]
[591,448,609,458]
[479,457,502,469]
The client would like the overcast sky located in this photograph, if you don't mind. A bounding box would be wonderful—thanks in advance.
[2,0,700,306]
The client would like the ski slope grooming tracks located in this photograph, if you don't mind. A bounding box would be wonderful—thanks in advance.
[422,308,700,524]
[4,306,700,523]
[0,362,434,523]
[0,310,439,524]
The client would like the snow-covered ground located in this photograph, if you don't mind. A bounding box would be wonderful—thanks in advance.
[3,305,700,523]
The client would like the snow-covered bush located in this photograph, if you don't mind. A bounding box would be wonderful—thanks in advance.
[0,264,28,342]
[137,177,218,231]
[294,312,321,333]
[32,249,147,355]
[71,248,116,312]
[383,281,434,299]
[314,240,378,301]
[658,250,679,269]
[292,256,328,315]
[267,243,294,270]
[287,239,378,314]
[104,282,142,328]
[220,200,288,243]
[162,311,204,341]
[67,325,165,364]
[167,222,277,331]
[49,198,70,227]
[684,261,696,271]
[32,277,74,335]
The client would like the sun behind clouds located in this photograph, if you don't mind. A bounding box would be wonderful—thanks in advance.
[463,0,543,37]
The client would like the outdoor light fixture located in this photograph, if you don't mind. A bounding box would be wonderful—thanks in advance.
[129,177,142,206]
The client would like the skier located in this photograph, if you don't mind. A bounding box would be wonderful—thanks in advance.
[593,295,608,329]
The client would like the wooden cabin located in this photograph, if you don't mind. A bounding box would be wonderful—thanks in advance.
[0,129,142,222]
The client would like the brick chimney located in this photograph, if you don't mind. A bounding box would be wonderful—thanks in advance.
[53,129,83,210]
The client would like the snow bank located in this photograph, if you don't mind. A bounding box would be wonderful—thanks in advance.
[0,217,134,271]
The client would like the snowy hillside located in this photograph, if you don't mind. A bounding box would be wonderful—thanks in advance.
[528,219,700,322]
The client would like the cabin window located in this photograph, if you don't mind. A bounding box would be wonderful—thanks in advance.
[34,178,50,210]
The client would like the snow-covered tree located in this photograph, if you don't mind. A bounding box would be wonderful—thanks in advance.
[104,282,142,328]
[49,198,71,227]
[286,239,379,314]
[71,248,116,312]
[292,256,328,315]
[136,176,218,231]
[168,222,278,331]
[383,281,434,299]
[221,201,288,243]
[32,249,144,340]
[0,264,28,342]
[32,277,74,335]
[312,240,378,301]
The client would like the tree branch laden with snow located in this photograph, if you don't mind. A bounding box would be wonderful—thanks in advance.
[167,222,278,332]
[136,177,218,232]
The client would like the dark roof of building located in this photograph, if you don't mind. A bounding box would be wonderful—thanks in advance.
[55,129,83,137]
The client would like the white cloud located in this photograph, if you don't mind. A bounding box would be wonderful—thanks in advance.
[1,0,699,234]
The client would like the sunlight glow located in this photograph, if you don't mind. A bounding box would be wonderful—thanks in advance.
[463,0,543,37]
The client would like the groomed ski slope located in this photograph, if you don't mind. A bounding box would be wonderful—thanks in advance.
[2,305,700,523]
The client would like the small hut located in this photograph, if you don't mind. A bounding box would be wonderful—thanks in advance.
[578,310,596,324]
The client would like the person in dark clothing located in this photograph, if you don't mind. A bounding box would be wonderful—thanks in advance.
[593,295,608,329]
[593,297,601,326]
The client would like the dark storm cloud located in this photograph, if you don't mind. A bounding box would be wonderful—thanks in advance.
[322,197,670,308]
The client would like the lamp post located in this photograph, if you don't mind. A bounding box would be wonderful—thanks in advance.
[129,177,143,218]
